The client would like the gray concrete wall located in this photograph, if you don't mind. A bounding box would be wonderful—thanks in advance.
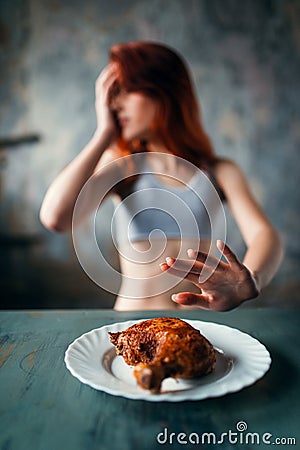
[0,0,299,307]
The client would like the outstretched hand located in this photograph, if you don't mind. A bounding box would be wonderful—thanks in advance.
[160,240,259,311]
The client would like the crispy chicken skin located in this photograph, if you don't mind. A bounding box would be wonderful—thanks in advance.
[109,317,216,392]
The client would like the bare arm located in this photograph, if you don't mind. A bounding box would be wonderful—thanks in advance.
[40,131,115,232]
[160,159,284,310]
[40,65,119,232]
[215,159,284,291]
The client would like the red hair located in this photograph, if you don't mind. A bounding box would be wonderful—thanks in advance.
[109,41,216,168]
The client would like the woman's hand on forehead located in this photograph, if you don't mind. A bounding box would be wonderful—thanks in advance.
[95,64,120,140]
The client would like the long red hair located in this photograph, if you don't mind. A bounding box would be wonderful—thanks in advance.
[109,41,216,168]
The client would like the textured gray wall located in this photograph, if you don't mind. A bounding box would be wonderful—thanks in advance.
[0,0,299,307]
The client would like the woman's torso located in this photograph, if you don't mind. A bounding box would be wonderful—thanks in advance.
[110,153,225,310]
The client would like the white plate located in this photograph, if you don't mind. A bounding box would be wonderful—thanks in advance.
[64,319,271,402]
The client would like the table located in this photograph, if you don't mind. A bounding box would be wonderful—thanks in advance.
[0,308,299,450]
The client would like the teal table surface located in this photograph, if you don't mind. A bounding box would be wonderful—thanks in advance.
[0,308,299,450]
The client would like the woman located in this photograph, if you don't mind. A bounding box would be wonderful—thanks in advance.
[40,41,283,311]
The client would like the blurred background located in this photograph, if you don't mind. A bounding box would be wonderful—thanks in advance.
[0,0,299,309]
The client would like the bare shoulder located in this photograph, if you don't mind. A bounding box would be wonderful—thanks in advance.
[213,158,249,191]
[214,157,244,178]
[94,147,125,172]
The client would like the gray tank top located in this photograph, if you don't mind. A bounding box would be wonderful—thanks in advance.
[111,168,225,244]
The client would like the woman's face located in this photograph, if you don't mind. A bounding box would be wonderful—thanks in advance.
[112,91,158,141]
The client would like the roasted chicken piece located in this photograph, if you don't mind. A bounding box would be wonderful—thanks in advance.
[109,317,216,392]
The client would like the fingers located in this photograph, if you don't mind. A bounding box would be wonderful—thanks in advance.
[217,240,243,268]
[187,248,219,267]
[187,242,241,268]
[171,292,212,309]
[96,64,118,95]
[165,256,205,275]
[97,63,117,81]
[160,240,242,284]
[160,251,218,284]
[160,263,200,284]
[160,261,216,285]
